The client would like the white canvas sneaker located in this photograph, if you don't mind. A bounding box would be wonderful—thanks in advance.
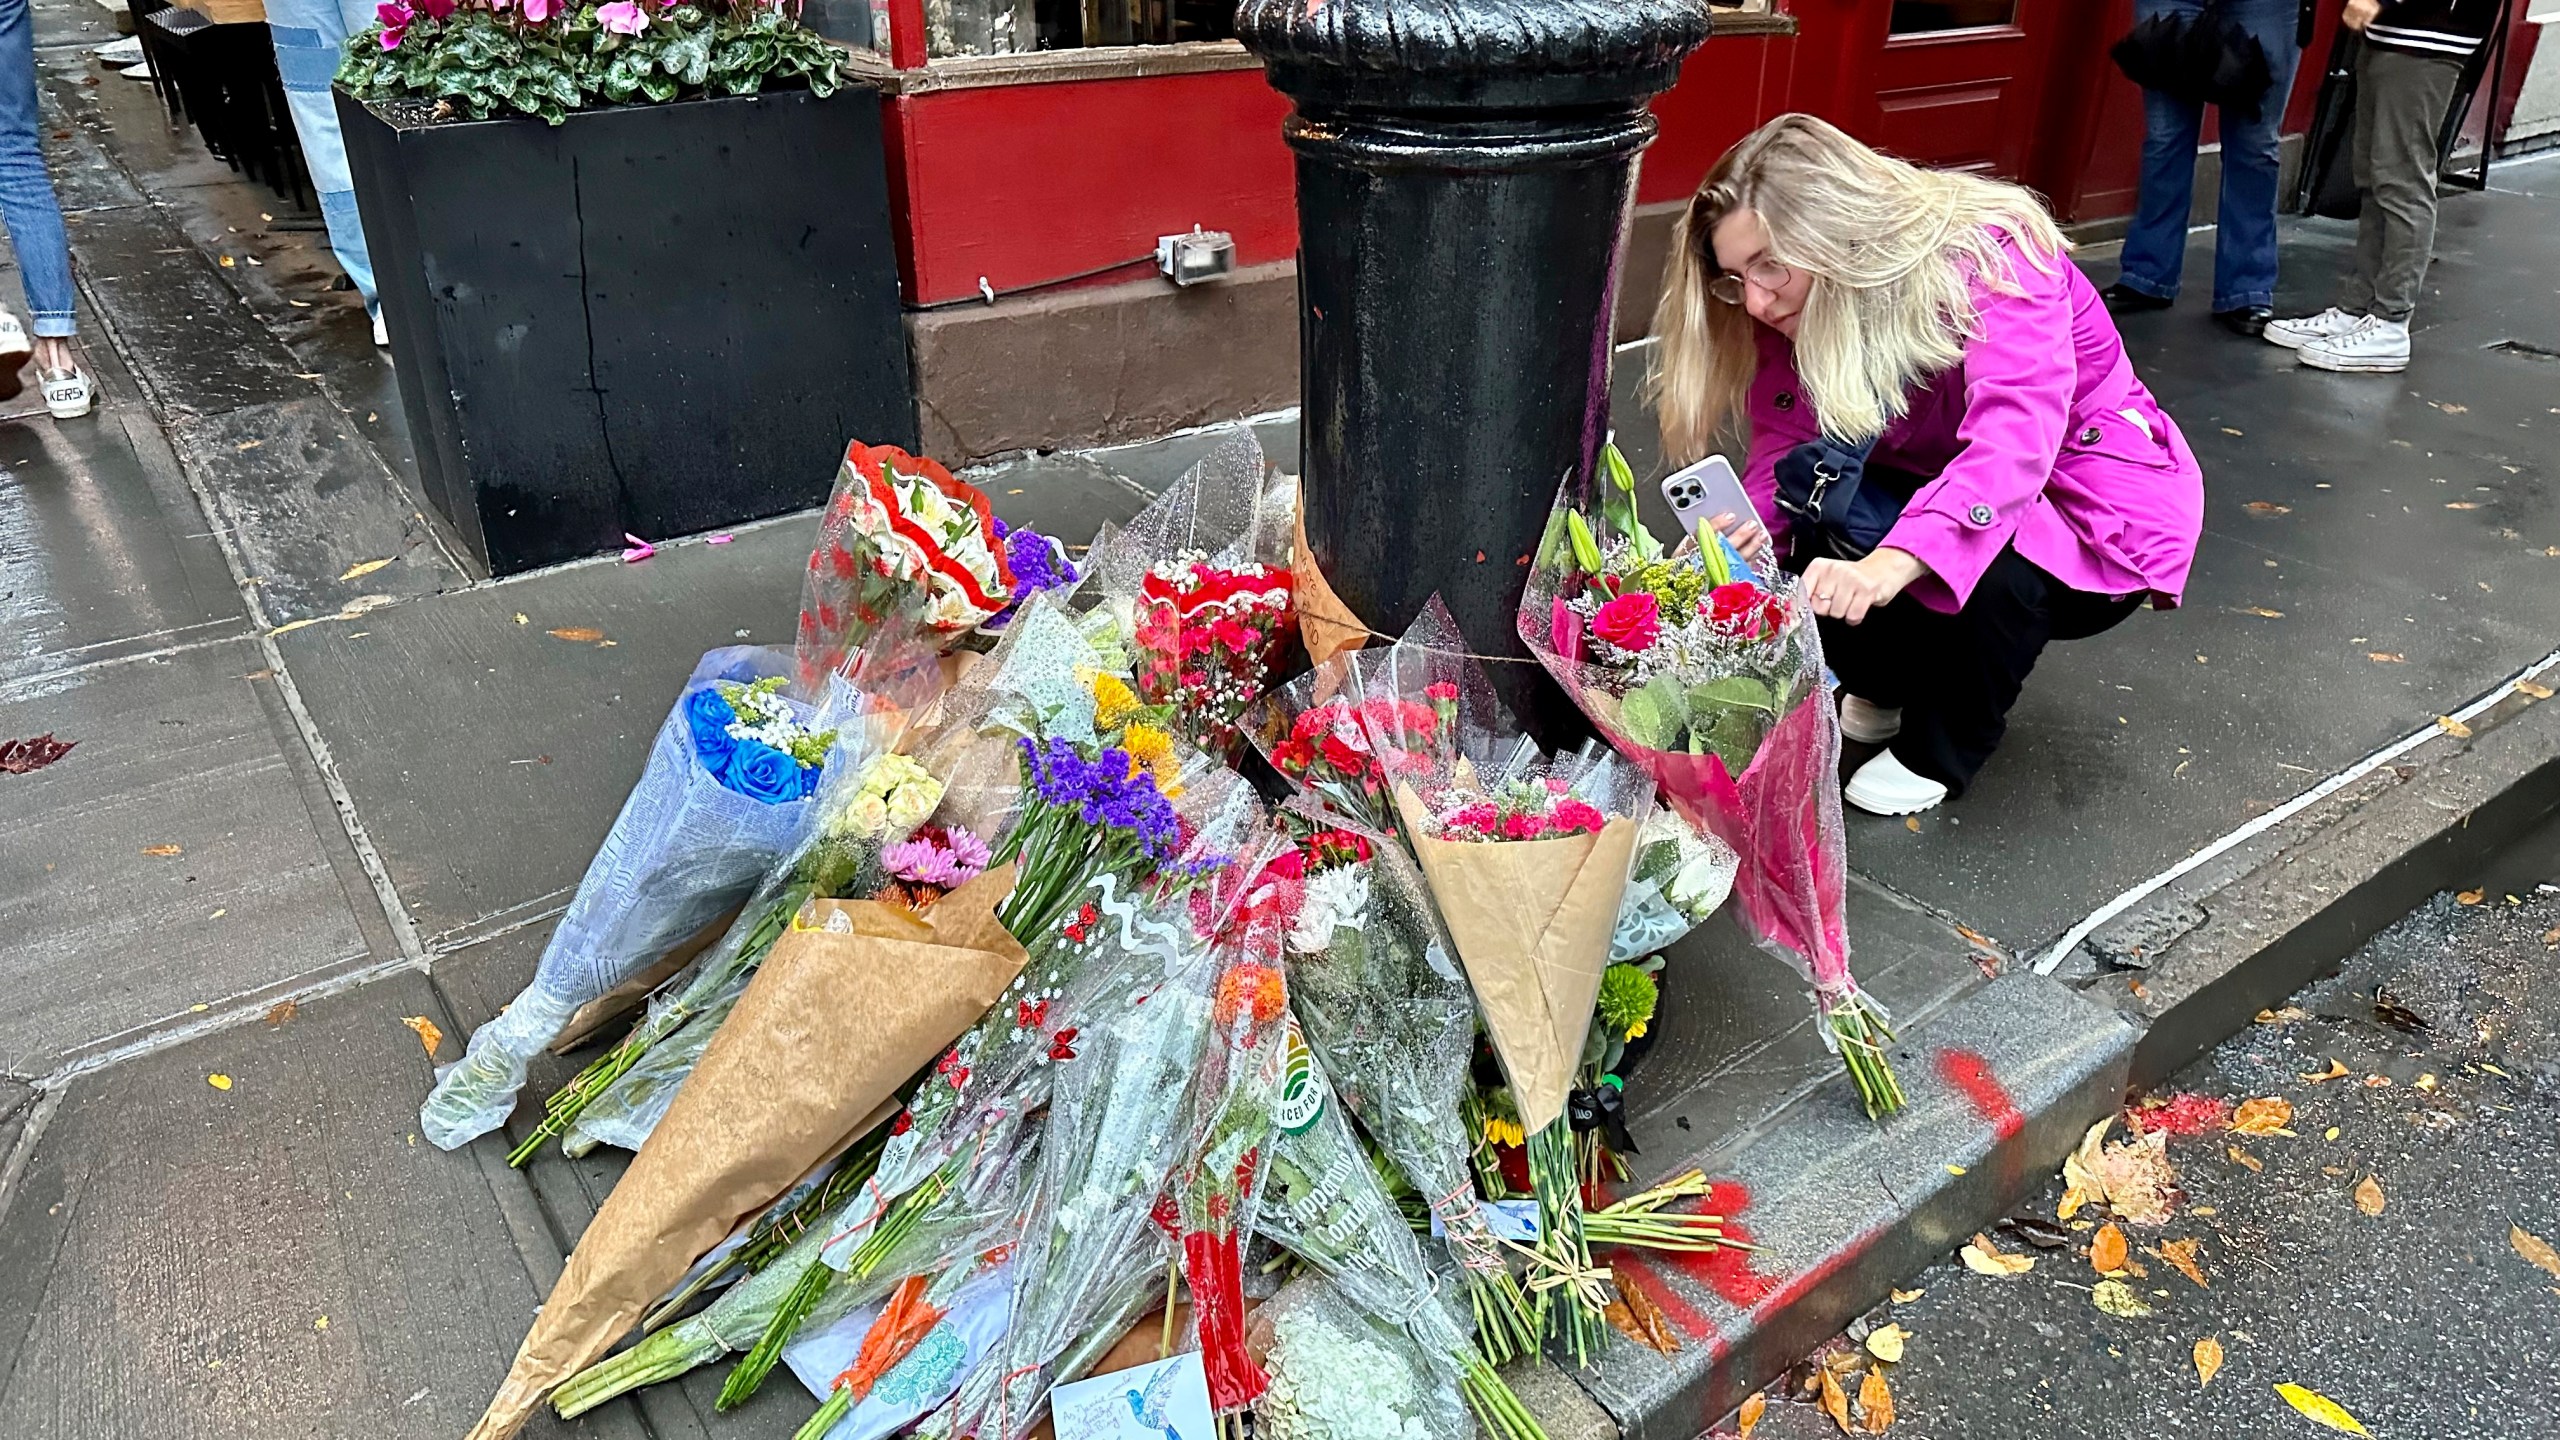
[2298,315,2411,374]
[2262,307,2363,351]
[1844,750,1949,817]
[41,366,92,419]
[1839,693,1903,744]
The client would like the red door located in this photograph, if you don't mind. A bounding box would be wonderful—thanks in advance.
[1793,0,2063,178]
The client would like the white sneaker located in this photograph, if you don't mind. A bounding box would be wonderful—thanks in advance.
[2297,315,2410,373]
[2262,307,2363,351]
[371,310,389,348]
[1844,750,1949,817]
[41,366,92,419]
[1840,693,1903,744]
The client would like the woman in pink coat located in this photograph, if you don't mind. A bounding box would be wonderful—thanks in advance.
[1650,115,2205,816]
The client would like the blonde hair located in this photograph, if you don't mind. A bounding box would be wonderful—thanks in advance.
[1647,114,2069,462]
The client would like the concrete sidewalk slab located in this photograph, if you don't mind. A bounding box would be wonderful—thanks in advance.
[0,970,629,1440]
[0,636,375,1074]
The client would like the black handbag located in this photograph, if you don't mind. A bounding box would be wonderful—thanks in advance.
[2111,2,2279,123]
[1771,433,1926,563]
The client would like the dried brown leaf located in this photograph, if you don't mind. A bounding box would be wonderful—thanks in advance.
[2446,501,2484,510]
[2230,1097,2294,1135]
[2438,716,2474,738]
[2353,1176,2386,1216]
[2226,1145,2264,1173]
[1819,1368,1853,1434]
[402,1015,445,1059]
[1890,1287,1925,1304]
[1864,1323,1909,1364]
[1905,816,1920,833]
[2457,888,2486,906]
[2366,651,2405,663]
[2092,1128,2182,1226]
[338,558,393,581]
[1736,1392,1766,1438]
[2236,606,2285,619]
[264,1000,298,1028]
[1858,1370,1895,1433]
[2243,501,2291,516]
[2519,681,2556,700]
[547,626,607,643]
[2156,1237,2208,1288]
[1960,1232,2036,1276]
[2194,1336,2224,1387]
[2091,1223,2127,1274]
[2300,1058,2351,1083]
[2512,1226,2560,1280]
[141,844,183,857]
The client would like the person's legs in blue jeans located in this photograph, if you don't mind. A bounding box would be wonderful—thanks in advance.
[2207,0,2305,311]
[2116,0,2210,301]
[266,0,377,314]
[0,0,78,341]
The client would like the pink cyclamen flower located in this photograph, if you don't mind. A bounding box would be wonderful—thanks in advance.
[519,0,556,19]
[376,0,412,46]
[596,0,648,31]
[414,0,454,18]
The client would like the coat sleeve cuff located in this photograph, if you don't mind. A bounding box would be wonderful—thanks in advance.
[1881,503,2010,613]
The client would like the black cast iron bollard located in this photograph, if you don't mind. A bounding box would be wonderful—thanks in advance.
[1238,0,1712,743]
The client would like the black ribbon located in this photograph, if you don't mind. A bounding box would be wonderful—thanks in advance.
[1567,1083,1639,1157]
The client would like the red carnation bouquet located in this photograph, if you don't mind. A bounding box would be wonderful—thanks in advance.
[1132,555,1296,753]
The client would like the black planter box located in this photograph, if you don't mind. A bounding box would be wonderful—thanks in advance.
[337,85,916,575]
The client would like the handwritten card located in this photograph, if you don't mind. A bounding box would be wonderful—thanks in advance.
[1049,1350,1214,1440]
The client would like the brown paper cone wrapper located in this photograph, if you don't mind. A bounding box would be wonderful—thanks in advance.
[462,864,1027,1440]
[1292,502,1369,669]
[1394,788,1638,1134]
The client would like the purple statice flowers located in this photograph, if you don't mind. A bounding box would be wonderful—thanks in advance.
[884,826,992,889]
[1017,736,1182,860]
[983,518,1079,630]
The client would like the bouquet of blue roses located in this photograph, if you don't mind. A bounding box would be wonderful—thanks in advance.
[422,646,889,1150]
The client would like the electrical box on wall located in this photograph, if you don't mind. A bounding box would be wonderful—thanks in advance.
[1156,227,1237,286]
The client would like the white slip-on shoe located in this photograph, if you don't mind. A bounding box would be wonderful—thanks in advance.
[371,309,389,348]
[1839,693,1903,744]
[41,366,92,419]
[2262,307,2362,351]
[1844,749,1949,817]
[2298,315,2411,374]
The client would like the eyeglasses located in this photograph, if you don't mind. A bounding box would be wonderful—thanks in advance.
[1708,257,1794,305]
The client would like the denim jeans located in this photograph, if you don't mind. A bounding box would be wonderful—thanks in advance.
[0,0,77,337]
[265,0,377,310]
[2114,0,2305,311]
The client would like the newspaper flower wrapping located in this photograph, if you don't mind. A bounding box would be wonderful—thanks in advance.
[1517,461,1905,1119]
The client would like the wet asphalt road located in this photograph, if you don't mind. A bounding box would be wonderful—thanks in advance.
[1739,819,2560,1440]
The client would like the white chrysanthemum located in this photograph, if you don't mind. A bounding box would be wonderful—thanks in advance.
[1289,865,1372,954]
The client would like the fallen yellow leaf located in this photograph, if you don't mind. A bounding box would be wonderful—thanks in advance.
[1865,1323,1909,1363]
[2353,1176,2386,1217]
[2227,1145,2264,1173]
[2156,1237,2208,1287]
[548,626,607,643]
[2366,652,2405,663]
[1890,1287,1925,1304]
[2231,1097,2294,1136]
[2091,1278,2154,1318]
[264,1000,298,1027]
[1819,1367,1852,1434]
[1905,816,1920,833]
[1961,1232,2036,1277]
[2519,680,2556,700]
[2457,888,2486,905]
[1858,1370,1894,1433]
[402,1015,444,1058]
[314,1315,329,1331]
[2325,1126,2341,1141]
[2513,1226,2560,1280]
[2300,1058,2350,1083]
[1736,1392,1766,1438]
[338,558,393,581]
[207,1073,232,1091]
[2438,716,2473,738]
[142,844,183,857]
[1944,1163,1966,1176]
[2194,1336,2224,1387]
[2091,1223,2128,1274]
[514,613,530,625]
[2275,1382,2371,1435]
[2237,606,2285,618]
[2415,1074,2437,1091]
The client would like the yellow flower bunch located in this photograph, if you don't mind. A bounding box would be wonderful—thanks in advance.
[1481,1113,1526,1150]
[1089,670,1141,731]
[1121,722,1184,799]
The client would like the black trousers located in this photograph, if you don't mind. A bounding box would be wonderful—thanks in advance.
[1808,546,2143,796]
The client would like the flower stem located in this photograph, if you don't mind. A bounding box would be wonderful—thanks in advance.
[718,1260,832,1410]
[792,1384,855,1440]
[552,1318,722,1419]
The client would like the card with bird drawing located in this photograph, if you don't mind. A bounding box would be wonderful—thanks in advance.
[1049,1349,1213,1440]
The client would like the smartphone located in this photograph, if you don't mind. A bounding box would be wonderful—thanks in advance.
[1660,454,1761,544]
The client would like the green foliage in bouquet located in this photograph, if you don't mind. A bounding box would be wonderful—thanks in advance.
[337,1,845,128]
[1613,669,1799,776]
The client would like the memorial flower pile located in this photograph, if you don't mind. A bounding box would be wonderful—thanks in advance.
[1522,446,1906,1120]
[797,441,1015,692]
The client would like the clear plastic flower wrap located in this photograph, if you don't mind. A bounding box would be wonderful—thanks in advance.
[1256,1036,1544,1440]
[1517,463,1903,1118]
[1609,806,1740,965]
[421,645,881,1151]
[795,440,1015,693]
[1246,1273,1467,1440]
[561,976,750,1156]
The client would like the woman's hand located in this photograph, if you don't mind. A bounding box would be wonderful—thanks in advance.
[2342,0,2380,32]
[1710,511,1770,561]
[1802,547,1929,625]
